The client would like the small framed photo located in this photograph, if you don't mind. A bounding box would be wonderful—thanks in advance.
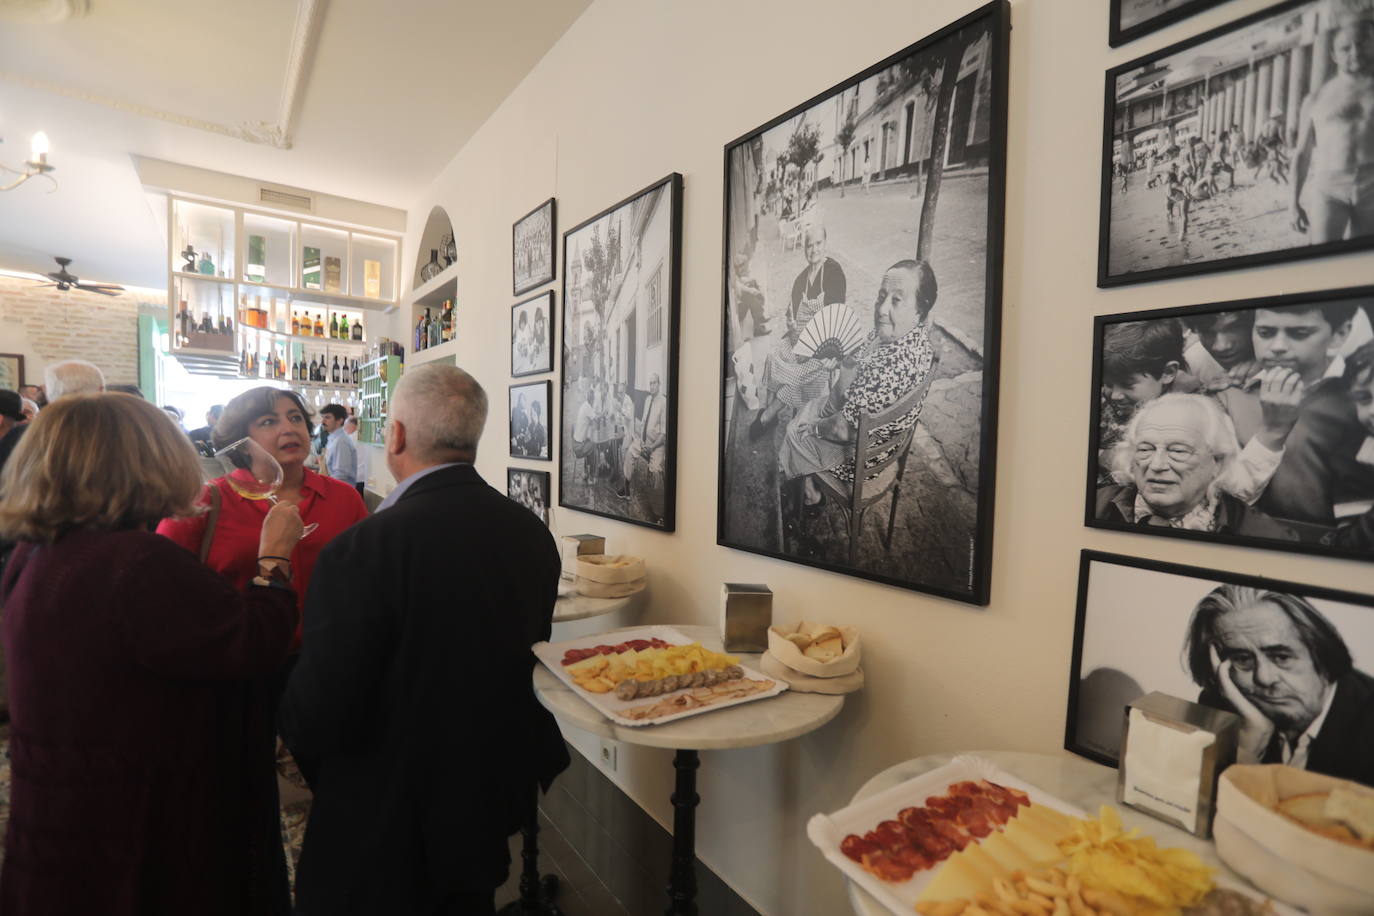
[1109,0,1230,47]
[510,380,552,461]
[512,291,555,378]
[508,468,551,526]
[1099,0,1374,286]
[1086,287,1374,561]
[0,353,24,389]
[1066,550,1374,788]
[513,198,556,296]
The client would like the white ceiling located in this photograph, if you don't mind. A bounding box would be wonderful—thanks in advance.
[0,0,590,289]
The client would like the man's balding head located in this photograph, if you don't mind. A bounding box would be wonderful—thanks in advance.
[44,360,105,400]
[389,363,488,464]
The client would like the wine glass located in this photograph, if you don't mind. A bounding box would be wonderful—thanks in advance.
[212,436,319,537]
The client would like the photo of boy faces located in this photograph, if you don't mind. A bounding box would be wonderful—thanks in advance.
[512,292,554,377]
[1089,290,1374,559]
[507,468,550,525]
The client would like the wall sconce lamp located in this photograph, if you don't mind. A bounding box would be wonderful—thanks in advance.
[1,132,57,193]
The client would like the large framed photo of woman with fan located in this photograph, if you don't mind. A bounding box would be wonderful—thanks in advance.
[717,1,1010,604]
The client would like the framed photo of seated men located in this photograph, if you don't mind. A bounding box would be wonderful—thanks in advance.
[557,173,682,531]
[1085,286,1374,561]
[716,1,1010,604]
[1099,0,1374,287]
[509,380,552,461]
[1066,550,1374,788]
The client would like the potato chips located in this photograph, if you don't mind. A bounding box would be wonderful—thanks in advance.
[1057,806,1214,911]
[566,643,739,695]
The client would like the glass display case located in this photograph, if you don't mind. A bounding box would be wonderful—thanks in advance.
[172,199,236,280]
[242,212,296,288]
[300,224,349,294]
[350,233,398,301]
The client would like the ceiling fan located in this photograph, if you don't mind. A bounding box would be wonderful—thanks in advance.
[32,256,124,296]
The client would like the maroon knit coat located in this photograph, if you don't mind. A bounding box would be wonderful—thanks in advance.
[0,528,299,916]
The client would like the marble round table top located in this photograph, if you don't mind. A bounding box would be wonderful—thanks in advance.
[552,583,645,623]
[845,750,1270,916]
[532,624,844,751]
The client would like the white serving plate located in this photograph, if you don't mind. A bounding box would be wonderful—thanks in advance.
[809,755,1294,916]
[533,624,787,728]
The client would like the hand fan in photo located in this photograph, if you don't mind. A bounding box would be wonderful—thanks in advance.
[793,304,866,360]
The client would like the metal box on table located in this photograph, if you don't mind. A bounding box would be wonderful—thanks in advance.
[720,583,772,653]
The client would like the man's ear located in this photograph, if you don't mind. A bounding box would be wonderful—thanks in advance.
[387,419,406,458]
[1161,361,1180,387]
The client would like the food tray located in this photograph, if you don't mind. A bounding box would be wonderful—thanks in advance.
[808,755,1293,916]
[533,625,788,728]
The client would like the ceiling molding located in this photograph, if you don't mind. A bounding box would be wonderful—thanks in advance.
[0,0,90,24]
[0,0,325,150]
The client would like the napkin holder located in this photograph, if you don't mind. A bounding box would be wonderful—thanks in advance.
[1116,691,1239,838]
[560,534,605,581]
[720,583,771,652]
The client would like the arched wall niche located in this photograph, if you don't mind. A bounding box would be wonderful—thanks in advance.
[412,205,454,289]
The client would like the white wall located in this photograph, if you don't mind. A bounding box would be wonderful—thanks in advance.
[387,1,1374,912]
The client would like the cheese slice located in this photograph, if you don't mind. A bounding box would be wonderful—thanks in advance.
[916,803,1079,904]
[1002,816,1066,865]
[918,851,998,903]
[978,830,1037,874]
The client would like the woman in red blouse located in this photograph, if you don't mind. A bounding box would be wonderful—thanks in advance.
[158,387,369,651]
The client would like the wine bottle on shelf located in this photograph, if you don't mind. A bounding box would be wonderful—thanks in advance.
[329,313,339,339]
[331,356,341,384]
[240,348,248,375]
[414,313,425,352]
[429,308,442,349]
[217,313,228,335]
[440,300,453,342]
[199,309,213,334]
[352,358,360,385]
[339,314,349,340]
[314,313,325,337]
[291,312,301,336]
[178,300,191,344]
[351,317,363,341]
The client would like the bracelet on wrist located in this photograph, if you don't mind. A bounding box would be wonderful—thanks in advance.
[258,555,293,563]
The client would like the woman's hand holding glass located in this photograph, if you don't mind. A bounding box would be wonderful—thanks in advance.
[259,501,305,561]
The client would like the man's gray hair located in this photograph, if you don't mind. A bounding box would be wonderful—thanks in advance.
[44,359,105,399]
[1115,393,1239,496]
[391,363,488,461]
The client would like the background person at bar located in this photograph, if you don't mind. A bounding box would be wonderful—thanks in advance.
[0,393,303,915]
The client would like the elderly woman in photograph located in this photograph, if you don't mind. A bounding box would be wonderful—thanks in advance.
[1095,393,1299,539]
[0,394,303,915]
[778,258,937,512]
[751,221,848,438]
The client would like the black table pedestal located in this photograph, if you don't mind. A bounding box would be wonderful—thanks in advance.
[665,749,701,916]
[497,801,562,916]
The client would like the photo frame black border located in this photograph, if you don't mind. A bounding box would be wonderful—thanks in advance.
[0,353,25,388]
[1108,0,1231,47]
[1065,548,1374,768]
[511,290,556,378]
[507,467,552,526]
[1098,0,1374,287]
[513,197,557,296]
[556,172,683,532]
[1083,284,1374,563]
[509,379,553,462]
[714,0,1010,605]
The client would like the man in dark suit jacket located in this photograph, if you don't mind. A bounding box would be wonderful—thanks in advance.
[281,363,569,915]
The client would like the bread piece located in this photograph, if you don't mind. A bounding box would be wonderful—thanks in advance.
[808,624,841,642]
[1325,785,1374,843]
[1277,791,1362,845]
[804,634,844,662]
[784,632,813,650]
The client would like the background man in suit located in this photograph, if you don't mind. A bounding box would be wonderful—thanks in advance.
[1184,583,1374,787]
[280,363,569,915]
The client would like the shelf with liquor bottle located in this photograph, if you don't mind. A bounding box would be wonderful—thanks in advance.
[172,275,236,355]
[358,353,403,446]
[165,193,402,371]
[409,298,457,361]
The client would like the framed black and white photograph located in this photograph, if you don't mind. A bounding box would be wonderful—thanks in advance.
[510,380,551,461]
[0,353,23,390]
[512,291,555,377]
[717,1,1009,604]
[1086,287,1374,560]
[558,173,682,531]
[1100,0,1374,287]
[513,197,556,296]
[1109,0,1232,47]
[1067,550,1374,787]
[508,468,551,526]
